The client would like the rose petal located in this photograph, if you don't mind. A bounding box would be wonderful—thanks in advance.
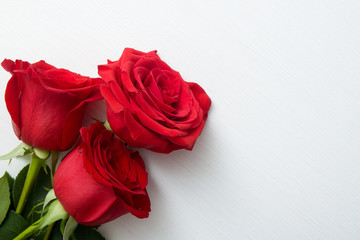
[100,85,124,113]
[54,149,120,226]
[2,60,22,138]
[121,61,138,93]
[98,61,120,84]
[130,98,187,137]
[188,82,211,114]
[168,120,206,150]
[123,108,169,150]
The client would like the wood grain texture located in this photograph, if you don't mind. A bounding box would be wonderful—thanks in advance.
[1,0,360,239]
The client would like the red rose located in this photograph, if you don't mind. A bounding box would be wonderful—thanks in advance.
[1,59,103,151]
[99,48,211,153]
[53,121,150,226]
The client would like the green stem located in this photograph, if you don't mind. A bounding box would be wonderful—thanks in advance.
[43,223,54,240]
[13,216,44,240]
[16,154,43,214]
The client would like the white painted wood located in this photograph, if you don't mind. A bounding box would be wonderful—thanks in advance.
[1,0,360,239]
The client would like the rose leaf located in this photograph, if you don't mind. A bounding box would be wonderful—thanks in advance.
[74,225,105,240]
[0,210,29,240]
[0,174,11,224]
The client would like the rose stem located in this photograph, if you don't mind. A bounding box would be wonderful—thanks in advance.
[16,153,43,214]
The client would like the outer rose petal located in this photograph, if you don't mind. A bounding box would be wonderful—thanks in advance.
[98,61,119,84]
[168,120,206,150]
[4,75,21,137]
[61,89,103,150]
[121,48,149,63]
[2,59,103,151]
[54,148,128,226]
[19,78,79,150]
[2,59,30,138]
[100,84,124,113]
[188,82,211,115]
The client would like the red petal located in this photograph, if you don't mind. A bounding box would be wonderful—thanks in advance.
[1,59,16,72]
[4,76,21,137]
[123,108,169,150]
[168,120,206,150]
[98,61,119,84]
[188,82,211,114]
[54,148,120,226]
[100,85,124,113]
[130,98,187,137]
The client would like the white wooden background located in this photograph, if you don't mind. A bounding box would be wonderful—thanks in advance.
[1,1,360,239]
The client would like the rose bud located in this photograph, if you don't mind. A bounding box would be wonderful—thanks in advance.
[53,121,151,226]
[99,48,211,153]
[1,59,103,151]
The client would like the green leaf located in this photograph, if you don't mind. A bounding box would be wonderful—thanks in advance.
[0,210,29,240]
[74,225,105,240]
[0,142,31,160]
[13,164,30,209]
[4,172,14,191]
[0,174,11,225]
[4,172,14,195]
[4,172,14,210]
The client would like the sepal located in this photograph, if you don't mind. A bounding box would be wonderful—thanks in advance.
[63,216,78,240]
[39,199,68,229]
[104,120,112,131]
[33,148,50,160]
[42,189,56,214]
[0,142,31,161]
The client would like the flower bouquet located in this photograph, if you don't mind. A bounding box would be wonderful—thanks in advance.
[0,48,211,239]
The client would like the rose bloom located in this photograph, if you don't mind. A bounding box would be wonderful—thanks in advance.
[99,48,211,153]
[1,59,103,151]
[53,121,150,226]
